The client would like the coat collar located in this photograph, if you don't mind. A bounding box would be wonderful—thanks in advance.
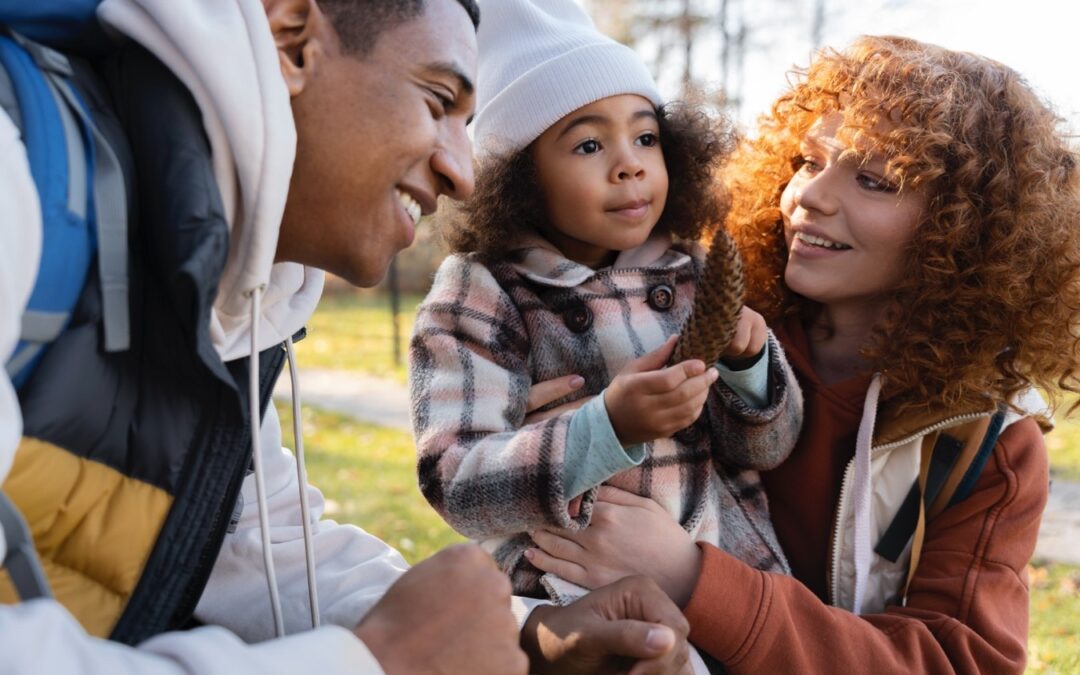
[507,232,695,288]
[872,384,1051,448]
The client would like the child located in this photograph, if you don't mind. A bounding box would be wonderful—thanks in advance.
[409,0,802,606]
[525,36,1080,672]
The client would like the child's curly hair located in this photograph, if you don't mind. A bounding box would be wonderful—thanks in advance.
[727,35,1080,415]
[440,101,735,259]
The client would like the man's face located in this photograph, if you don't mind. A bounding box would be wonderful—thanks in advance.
[278,0,477,287]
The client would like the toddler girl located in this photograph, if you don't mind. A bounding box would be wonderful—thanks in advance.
[409,0,802,606]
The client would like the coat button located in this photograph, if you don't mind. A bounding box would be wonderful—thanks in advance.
[647,283,675,311]
[563,304,593,333]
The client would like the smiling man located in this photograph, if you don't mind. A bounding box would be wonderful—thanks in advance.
[0,0,689,673]
[274,0,478,286]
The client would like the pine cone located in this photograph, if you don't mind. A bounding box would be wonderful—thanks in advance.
[673,228,745,364]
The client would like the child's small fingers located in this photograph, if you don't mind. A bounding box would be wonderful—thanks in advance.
[725,321,751,357]
[656,369,715,405]
[523,547,589,585]
[632,366,692,394]
[530,528,586,557]
[675,359,707,378]
[747,320,768,357]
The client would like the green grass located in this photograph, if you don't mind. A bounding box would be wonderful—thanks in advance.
[277,400,464,563]
[1027,562,1080,674]
[292,292,423,384]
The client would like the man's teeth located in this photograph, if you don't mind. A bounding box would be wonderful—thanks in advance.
[396,190,422,226]
[795,232,850,250]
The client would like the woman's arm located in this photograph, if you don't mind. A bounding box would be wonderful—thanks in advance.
[528,420,1046,673]
[685,418,1046,674]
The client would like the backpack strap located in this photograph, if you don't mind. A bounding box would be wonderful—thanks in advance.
[873,406,1008,599]
[0,58,19,128]
[874,431,964,563]
[0,489,51,601]
[19,32,131,354]
[0,30,129,387]
[942,405,1008,510]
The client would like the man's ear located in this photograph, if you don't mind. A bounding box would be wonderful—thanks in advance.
[263,0,330,97]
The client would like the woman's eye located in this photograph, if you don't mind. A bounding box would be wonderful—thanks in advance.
[637,132,659,147]
[795,157,821,174]
[575,139,601,154]
[857,173,898,193]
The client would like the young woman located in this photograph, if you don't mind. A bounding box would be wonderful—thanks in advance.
[525,35,1080,672]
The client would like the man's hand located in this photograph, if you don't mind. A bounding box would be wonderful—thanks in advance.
[354,544,527,675]
[522,576,691,675]
[606,336,718,445]
[721,307,767,361]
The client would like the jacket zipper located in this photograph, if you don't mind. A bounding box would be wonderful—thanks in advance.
[827,411,990,608]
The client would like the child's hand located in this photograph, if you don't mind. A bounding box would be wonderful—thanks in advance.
[604,336,719,445]
[722,307,768,360]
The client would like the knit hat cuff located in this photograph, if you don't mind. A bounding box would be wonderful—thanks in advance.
[473,41,663,158]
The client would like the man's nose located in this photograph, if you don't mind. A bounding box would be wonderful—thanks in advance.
[432,132,475,201]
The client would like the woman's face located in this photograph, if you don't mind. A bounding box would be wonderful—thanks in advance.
[532,94,669,268]
[780,113,927,312]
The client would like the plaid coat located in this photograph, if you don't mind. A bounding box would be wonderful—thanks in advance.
[410,235,802,600]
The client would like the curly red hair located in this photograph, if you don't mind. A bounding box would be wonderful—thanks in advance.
[727,35,1080,415]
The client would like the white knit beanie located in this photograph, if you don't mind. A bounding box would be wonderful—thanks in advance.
[473,0,663,158]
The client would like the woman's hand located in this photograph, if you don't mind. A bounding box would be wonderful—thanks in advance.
[525,487,703,607]
[525,374,592,516]
[525,373,592,424]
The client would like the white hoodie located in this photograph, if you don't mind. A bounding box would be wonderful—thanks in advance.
[0,1,421,672]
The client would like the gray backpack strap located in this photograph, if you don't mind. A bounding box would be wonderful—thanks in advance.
[0,489,51,601]
[10,31,130,353]
[0,57,19,129]
[4,312,69,379]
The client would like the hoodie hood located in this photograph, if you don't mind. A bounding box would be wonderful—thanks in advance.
[97,0,323,361]
[0,108,44,559]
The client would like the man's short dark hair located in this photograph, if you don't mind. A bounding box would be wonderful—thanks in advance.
[319,0,480,57]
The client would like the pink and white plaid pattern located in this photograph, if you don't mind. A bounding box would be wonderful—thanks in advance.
[410,240,802,599]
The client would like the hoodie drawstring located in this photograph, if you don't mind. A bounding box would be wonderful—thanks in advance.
[247,288,321,638]
[248,286,285,637]
[851,373,882,615]
[285,335,320,629]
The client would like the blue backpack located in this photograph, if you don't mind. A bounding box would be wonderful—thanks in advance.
[0,6,129,390]
[0,2,129,602]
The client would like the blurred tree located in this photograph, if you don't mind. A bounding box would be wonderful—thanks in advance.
[584,0,923,121]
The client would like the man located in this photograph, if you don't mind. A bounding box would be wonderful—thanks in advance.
[0,0,691,672]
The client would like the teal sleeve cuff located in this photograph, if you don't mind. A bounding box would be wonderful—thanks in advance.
[715,341,771,408]
[562,394,647,499]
